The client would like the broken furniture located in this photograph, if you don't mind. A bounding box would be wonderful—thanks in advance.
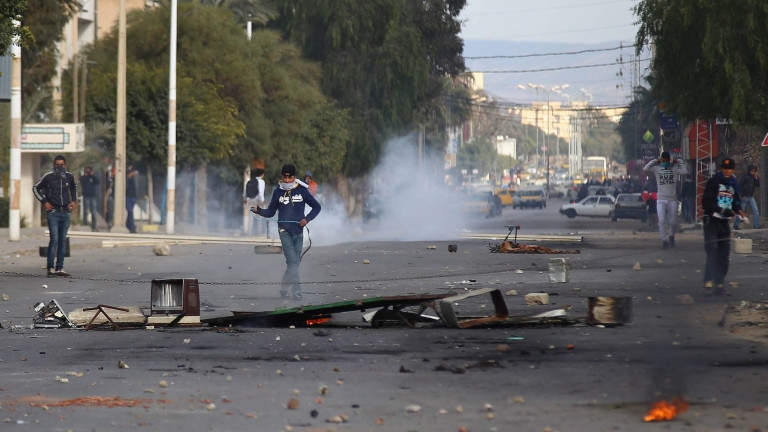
[83,305,130,330]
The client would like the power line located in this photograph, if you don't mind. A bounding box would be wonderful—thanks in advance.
[469,58,651,74]
[464,44,637,60]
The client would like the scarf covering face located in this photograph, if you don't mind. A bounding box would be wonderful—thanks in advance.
[279,180,298,191]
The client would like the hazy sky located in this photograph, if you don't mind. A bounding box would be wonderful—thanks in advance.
[460,0,639,45]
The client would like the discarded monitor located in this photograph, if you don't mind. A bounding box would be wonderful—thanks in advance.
[33,299,76,328]
[147,278,201,326]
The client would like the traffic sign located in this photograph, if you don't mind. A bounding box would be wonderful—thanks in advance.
[541,146,548,151]
[762,132,768,147]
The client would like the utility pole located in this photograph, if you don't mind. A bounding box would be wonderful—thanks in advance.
[113,0,127,232]
[9,20,22,241]
[166,0,178,234]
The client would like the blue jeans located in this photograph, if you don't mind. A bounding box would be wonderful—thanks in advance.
[734,196,759,229]
[126,197,137,232]
[46,210,71,270]
[83,196,98,229]
[279,229,304,293]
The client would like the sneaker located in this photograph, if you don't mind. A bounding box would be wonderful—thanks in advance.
[733,225,740,230]
[56,269,70,277]
[669,236,675,248]
[662,241,669,249]
[279,289,289,299]
[704,281,714,292]
[292,291,303,301]
[714,284,726,296]
[47,268,57,277]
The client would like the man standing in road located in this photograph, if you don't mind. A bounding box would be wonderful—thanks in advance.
[79,166,100,231]
[33,155,78,277]
[733,164,760,230]
[643,151,689,248]
[252,164,321,300]
[702,158,746,295]
[125,164,138,233]
[243,167,266,235]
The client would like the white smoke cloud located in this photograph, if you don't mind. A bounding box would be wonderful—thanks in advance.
[310,136,466,245]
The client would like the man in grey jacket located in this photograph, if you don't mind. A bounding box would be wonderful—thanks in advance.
[643,151,689,248]
[733,164,760,230]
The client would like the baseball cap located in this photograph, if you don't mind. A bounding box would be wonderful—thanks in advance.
[720,158,735,169]
[281,164,297,177]
[305,170,312,177]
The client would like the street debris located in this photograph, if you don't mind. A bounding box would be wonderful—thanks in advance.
[586,296,632,325]
[525,293,550,305]
[489,241,580,254]
[632,262,642,271]
[153,241,171,256]
[33,299,75,328]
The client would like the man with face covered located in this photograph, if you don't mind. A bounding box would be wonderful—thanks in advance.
[34,155,78,277]
[643,151,689,249]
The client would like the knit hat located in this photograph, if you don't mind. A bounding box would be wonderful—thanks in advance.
[281,164,296,176]
[720,158,735,169]
[660,151,670,160]
[305,170,312,178]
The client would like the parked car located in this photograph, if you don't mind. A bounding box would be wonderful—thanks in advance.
[559,195,615,219]
[513,188,547,209]
[462,192,502,218]
[612,193,647,222]
[494,188,516,207]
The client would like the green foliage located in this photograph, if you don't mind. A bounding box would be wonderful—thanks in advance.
[75,2,344,182]
[617,86,660,161]
[635,0,768,126]
[0,0,32,55]
[580,110,624,162]
[273,0,467,176]
[20,0,79,118]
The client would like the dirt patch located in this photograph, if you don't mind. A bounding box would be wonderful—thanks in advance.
[721,300,768,346]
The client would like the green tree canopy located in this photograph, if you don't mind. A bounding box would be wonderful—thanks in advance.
[0,0,31,56]
[77,1,346,182]
[272,0,467,176]
[635,0,768,126]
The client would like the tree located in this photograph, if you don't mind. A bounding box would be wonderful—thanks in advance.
[617,86,660,161]
[272,0,467,177]
[634,0,768,126]
[0,0,32,56]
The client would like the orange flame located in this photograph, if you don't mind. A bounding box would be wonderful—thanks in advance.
[305,317,331,326]
[643,398,689,422]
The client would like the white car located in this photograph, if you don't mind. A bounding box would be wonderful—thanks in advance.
[559,195,615,219]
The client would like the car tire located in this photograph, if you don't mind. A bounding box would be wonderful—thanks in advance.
[566,209,576,219]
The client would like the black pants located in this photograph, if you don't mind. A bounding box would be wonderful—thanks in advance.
[703,217,731,284]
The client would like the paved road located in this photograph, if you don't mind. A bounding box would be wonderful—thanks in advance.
[1,208,767,431]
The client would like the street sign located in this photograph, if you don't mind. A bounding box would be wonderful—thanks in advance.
[20,123,85,153]
[762,133,768,147]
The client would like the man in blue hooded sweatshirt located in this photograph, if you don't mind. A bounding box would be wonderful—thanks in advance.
[701,158,746,295]
[252,164,321,300]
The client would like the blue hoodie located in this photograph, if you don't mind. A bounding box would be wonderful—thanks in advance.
[256,183,321,236]
[702,171,742,217]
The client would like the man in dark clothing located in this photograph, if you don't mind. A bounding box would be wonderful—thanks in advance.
[253,164,321,300]
[733,164,760,230]
[125,165,138,233]
[680,175,696,224]
[33,155,78,277]
[79,166,100,231]
[701,158,747,295]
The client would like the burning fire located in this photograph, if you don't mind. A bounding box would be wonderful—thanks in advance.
[643,398,689,422]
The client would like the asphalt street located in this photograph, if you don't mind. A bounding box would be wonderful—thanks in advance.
[1,203,767,432]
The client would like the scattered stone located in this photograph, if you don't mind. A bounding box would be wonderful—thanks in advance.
[505,289,518,296]
[363,259,371,264]
[484,403,494,412]
[318,385,329,395]
[206,403,216,411]
[287,398,299,410]
[525,293,550,305]
[118,360,129,369]
[158,380,168,388]
[632,262,642,271]
[427,245,437,250]
[55,376,69,383]
[513,396,525,403]
[153,241,171,256]
[677,294,694,305]
[404,404,422,413]
[1,293,9,301]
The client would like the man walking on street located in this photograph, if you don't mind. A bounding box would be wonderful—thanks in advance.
[643,151,689,248]
[252,164,321,300]
[33,155,78,277]
[702,158,746,295]
[79,166,100,231]
[733,164,760,230]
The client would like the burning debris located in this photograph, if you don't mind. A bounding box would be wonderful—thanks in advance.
[643,398,689,422]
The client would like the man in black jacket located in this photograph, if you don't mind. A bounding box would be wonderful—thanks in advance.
[733,164,760,230]
[33,155,78,277]
[701,158,746,295]
[79,166,100,231]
